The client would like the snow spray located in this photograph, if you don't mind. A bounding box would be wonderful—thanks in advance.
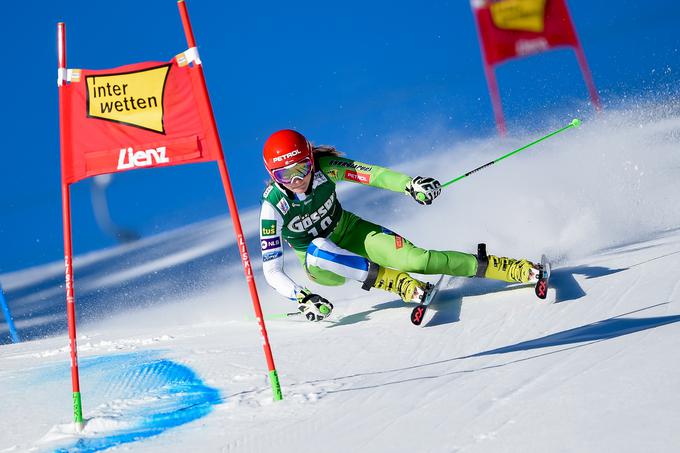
[416,119,581,201]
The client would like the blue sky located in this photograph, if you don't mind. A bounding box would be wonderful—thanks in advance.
[1,0,678,272]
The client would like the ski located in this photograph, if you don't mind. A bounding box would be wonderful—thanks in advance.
[534,254,551,300]
[410,255,550,326]
[410,275,449,326]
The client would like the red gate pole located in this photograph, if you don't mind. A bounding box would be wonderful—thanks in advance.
[471,6,507,136]
[573,44,601,111]
[483,62,507,136]
[176,0,283,401]
[57,22,85,430]
[563,2,602,111]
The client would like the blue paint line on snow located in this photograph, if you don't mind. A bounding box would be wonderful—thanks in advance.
[39,351,221,452]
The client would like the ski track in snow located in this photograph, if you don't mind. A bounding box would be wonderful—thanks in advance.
[1,105,680,452]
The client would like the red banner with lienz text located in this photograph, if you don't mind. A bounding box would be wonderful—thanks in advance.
[57,2,284,427]
[60,57,220,184]
[472,0,579,66]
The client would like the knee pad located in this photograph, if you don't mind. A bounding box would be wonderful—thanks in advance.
[306,238,371,283]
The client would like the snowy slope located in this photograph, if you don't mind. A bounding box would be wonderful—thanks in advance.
[1,105,680,452]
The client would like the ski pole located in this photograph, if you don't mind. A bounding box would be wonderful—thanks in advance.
[246,312,300,321]
[416,118,581,201]
[264,312,301,320]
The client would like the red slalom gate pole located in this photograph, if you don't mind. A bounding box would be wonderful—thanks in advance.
[57,22,85,430]
[483,62,507,136]
[471,6,507,136]
[562,2,602,111]
[176,0,283,401]
[574,44,601,111]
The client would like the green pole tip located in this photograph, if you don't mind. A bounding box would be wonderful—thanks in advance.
[570,118,581,128]
[416,193,426,202]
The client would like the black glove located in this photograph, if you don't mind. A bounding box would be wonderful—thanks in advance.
[296,289,334,322]
[406,176,442,205]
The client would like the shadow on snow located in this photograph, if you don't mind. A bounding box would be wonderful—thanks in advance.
[469,303,678,357]
[307,303,679,394]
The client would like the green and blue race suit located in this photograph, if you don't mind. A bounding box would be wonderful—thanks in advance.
[259,154,477,300]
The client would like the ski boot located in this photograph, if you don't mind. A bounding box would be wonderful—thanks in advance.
[365,266,430,303]
[475,243,540,284]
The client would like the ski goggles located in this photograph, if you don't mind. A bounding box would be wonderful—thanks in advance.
[271,157,313,184]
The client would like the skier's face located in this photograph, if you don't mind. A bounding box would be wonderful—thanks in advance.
[282,171,312,193]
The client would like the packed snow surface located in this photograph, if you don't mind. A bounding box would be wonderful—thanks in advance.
[2,105,680,452]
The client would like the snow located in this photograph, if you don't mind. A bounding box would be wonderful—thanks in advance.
[2,105,680,452]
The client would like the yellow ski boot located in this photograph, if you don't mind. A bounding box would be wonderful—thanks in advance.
[476,243,539,284]
[366,266,429,303]
[484,256,539,283]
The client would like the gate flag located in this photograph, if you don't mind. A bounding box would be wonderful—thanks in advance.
[470,0,600,134]
[472,0,578,66]
[60,57,220,184]
[58,1,284,431]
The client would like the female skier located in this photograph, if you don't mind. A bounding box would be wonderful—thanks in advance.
[259,129,539,321]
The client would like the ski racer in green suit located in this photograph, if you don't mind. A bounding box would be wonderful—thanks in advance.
[260,129,539,322]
